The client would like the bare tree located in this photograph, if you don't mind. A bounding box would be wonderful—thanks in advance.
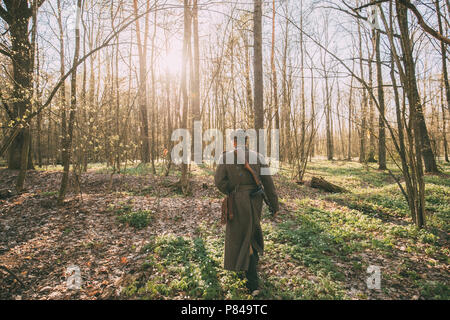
[58,0,82,204]
[375,24,386,170]
[133,0,151,164]
[254,0,264,144]
[180,0,192,194]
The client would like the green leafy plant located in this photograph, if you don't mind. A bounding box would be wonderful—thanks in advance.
[117,209,153,229]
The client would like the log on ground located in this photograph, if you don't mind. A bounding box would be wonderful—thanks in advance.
[310,176,348,193]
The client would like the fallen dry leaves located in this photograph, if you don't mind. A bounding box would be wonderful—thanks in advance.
[0,167,448,300]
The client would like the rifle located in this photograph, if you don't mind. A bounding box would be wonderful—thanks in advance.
[244,161,276,217]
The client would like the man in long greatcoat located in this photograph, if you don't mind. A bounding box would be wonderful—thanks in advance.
[214,130,279,294]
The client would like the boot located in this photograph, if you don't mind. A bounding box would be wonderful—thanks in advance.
[245,251,259,293]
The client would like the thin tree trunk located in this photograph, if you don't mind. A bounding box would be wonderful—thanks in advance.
[323,56,333,160]
[180,0,192,194]
[299,0,306,162]
[254,0,264,146]
[281,8,290,161]
[435,0,449,161]
[243,32,253,127]
[33,2,42,168]
[396,0,427,226]
[271,0,279,155]
[376,29,386,170]
[336,82,345,159]
[192,0,201,163]
[348,61,355,161]
[367,32,376,163]
[310,57,315,159]
[132,0,151,164]
[150,7,157,174]
[357,4,367,163]
[58,0,82,204]
[394,1,438,173]
[442,77,449,162]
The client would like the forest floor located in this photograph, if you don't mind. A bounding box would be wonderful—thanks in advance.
[0,160,449,300]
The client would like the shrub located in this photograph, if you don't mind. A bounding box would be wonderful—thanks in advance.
[118,210,153,229]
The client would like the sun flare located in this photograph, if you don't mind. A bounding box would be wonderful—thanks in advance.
[159,50,183,75]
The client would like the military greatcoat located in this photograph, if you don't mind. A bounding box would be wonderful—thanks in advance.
[214,148,279,271]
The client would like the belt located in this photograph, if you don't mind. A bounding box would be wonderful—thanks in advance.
[234,184,257,192]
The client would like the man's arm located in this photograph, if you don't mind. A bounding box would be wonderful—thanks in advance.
[214,161,231,195]
[259,157,279,213]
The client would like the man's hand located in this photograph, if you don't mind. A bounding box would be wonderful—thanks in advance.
[270,209,278,219]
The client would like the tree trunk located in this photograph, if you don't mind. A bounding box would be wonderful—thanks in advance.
[367,33,376,163]
[253,0,264,146]
[310,58,315,159]
[180,0,192,194]
[375,29,386,170]
[357,4,367,163]
[32,2,42,168]
[299,0,306,162]
[150,8,157,174]
[58,0,82,205]
[3,1,34,172]
[397,1,438,173]
[348,62,355,161]
[271,0,279,154]
[132,0,151,164]
[435,0,449,162]
[281,8,290,161]
[310,176,347,193]
[324,62,333,160]
[243,31,253,127]
[192,0,201,163]
[396,0,427,227]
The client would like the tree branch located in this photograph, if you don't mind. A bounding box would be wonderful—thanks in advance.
[37,0,47,8]
[0,265,25,288]
[0,90,13,120]
[0,48,11,58]
[0,5,11,23]
[354,0,389,11]
[323,1,401,38]
[398,0,450,45]
[342,0,450,45]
